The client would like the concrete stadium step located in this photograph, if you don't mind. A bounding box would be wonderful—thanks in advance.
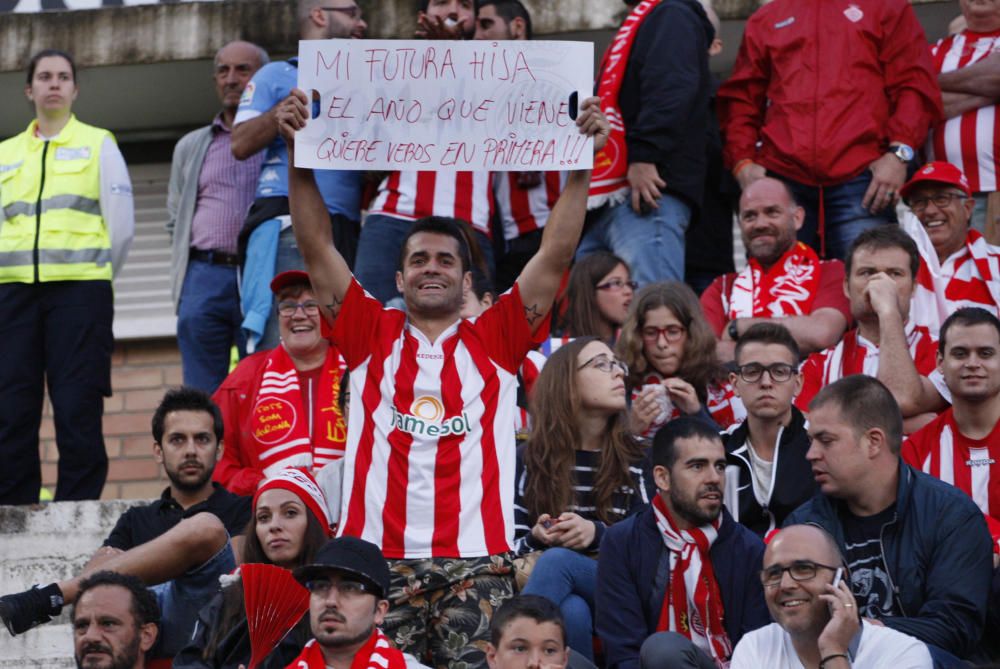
[0,499,150,667]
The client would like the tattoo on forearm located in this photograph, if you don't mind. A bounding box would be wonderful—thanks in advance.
[326,294,343,318]
[524,303,542,325]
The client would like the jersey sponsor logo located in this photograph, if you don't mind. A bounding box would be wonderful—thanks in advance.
[261,168,281,183]
[54,146,91,161]
[843,4,863,22]
[240,81,256,107]
[774,16,795,29]
[966,457,996,467]
[416,352,444,360]
[390,395,472,438]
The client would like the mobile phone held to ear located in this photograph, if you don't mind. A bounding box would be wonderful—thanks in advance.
[829,567,844,615]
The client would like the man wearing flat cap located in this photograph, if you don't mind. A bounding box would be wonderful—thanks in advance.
[292,537,429,669]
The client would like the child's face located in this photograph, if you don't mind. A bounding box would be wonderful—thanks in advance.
[486,618,568,669]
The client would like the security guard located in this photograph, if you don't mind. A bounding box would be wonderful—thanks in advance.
[0,49,134,504]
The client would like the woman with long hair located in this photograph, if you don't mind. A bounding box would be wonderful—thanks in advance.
[514,337,653,662]
[617,281,745,438]
[555,252,635,342]
[174,469,332,669]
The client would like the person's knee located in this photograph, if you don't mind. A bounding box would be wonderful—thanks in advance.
[640,632,711,669]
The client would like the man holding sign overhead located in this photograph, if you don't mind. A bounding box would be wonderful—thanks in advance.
[277,82,608,668]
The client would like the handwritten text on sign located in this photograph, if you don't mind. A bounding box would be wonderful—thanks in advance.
[295,39,594,172]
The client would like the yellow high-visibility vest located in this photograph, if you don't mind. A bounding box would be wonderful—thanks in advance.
[0,115,114,283]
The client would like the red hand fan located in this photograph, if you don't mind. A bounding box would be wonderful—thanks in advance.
[242,563,310,669]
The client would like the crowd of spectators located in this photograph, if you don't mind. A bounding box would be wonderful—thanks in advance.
[4,0,1000,667]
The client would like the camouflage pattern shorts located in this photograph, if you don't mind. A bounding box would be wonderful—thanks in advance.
[383,553,516,669]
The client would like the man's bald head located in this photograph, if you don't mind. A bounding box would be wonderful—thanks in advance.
[737,177,805,267]
[765,524,844,568]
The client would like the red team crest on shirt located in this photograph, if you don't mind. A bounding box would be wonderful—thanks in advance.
[843,4,863,22]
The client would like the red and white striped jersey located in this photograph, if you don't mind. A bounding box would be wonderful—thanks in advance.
[493,172,566,240]
[631,371,746,439]
[903,408,1000,523]
[330,279,536,559]
[928,30,1000,193]
[795,325,940,410]
[514,350,547,438]
[368,171,495,236]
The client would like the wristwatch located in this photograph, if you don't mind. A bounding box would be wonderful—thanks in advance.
[728,319,740,341]
[890,143,914,164]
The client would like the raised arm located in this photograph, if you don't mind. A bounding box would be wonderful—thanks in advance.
[279,89,354,324]
[515,97,609,334]
[231,106,279,160]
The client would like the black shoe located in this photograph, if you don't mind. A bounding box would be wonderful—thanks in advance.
[0,583,63,635]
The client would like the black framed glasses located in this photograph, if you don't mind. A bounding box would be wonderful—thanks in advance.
[277,300,321,317]
[908,192,967,213]
[736,362,796,383]
[319,5,361,18]
[596,278,638,292]
[578,354,628,376]
[760,560,841,587]
[305,578,372,597]
[641,325,686,343]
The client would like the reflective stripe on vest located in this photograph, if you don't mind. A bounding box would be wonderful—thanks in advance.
[0,116,113,283]
[1,194,101,223]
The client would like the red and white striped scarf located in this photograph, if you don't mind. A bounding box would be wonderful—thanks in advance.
[900,210,1000,338]
[651,494,731,668]
[588,0,664,209]
[726,242,821,320]
[287,629,407,669]
[251,344,344,476]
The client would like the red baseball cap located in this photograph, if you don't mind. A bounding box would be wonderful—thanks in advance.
[899,161,972,201]
[270,270,311,295]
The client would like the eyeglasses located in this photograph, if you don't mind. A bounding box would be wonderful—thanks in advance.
[277,300,321,317]
[641,325,686,343]
[305,578,372,597]
[596,278,638,292]
[760,560,841,587]
[908,192,967,213]
[578,354,628,376]
[319,5,361,18]
[736,362,796,383]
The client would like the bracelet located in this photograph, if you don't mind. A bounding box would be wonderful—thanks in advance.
[732,158,754,176]
[819,653,850,668]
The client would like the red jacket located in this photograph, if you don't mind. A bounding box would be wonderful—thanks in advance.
[717,0,942,186]
[211,346,346,496]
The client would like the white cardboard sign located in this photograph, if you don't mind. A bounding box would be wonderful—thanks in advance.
[295,39,594,172]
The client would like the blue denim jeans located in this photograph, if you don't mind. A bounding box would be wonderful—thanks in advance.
[778,170,894,261]
[577,194,691,286]
[355,213,495,305]
[521,548,598,661]
[149,540,236,658]
[177,259,245,393]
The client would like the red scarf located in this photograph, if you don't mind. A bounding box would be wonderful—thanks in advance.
[285,629,407,669]
[726,242,821,320]
[251,344,345,476]
[651,495,731,668]
[588,0,664,209]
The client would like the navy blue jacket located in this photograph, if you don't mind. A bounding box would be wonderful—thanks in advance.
[617,0,714,209]
[785,461,992,658]
[595,504,769,669]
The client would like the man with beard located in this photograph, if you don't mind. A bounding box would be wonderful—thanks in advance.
[1,388,250,659]
[701,178,851,362]
[72,572,159,669]
[290,537,428,669]
[595,418,769,669]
